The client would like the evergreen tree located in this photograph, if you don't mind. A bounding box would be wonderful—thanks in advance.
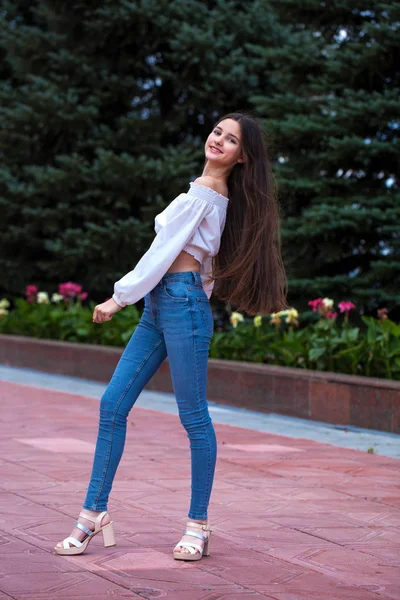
[1,0,398,313]
[252,0,400,311]
[0,0,284,301]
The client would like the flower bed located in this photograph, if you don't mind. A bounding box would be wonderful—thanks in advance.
[0,283,141,347]
[214,298,400,380]
[1,284,399,380]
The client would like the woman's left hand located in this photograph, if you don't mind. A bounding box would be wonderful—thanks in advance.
[92,298,122,323]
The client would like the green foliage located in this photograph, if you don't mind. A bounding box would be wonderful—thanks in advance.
[209,315,400,380]
[252,1,400,310]
[0,299,141,347]
[361,316,400,379]
[1,296,399,379]
[0,0,283,301]
[0,1,399,311]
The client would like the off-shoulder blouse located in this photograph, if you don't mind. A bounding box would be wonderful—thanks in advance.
[112,182,229,307]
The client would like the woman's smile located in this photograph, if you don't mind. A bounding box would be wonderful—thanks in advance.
[204,118,243,166]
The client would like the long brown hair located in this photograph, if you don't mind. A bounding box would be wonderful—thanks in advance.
[210,113,288,316]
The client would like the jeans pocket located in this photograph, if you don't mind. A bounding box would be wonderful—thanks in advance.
[164,281,189,301]
[197,298,214,336]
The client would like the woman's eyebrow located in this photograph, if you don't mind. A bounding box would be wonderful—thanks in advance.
[215,127,240,142]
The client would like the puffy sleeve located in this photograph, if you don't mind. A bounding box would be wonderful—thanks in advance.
[112,193,211,307]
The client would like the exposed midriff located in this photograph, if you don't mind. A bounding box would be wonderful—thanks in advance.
[166,250,201,273]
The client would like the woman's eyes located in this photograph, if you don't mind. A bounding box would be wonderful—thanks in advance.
[213,130,237,144]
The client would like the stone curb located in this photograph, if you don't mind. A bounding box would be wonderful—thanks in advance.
[0,334,399,433]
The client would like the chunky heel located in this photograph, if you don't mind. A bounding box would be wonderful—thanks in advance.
[203,532,211,556]
[102,522,116,547]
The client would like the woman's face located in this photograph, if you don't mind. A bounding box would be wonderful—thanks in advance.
[204,118,244,167]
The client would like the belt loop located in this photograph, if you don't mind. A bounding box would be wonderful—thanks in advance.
[191,271,196,284]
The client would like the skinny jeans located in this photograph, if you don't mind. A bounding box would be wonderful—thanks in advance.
[83,270,216,520]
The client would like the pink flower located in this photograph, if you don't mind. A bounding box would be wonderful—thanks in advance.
[58,282,83,298]
[25,284,38,303]
[25,284,38,296]
[308,298,323,312]
[326,311,337,319]
[377,307,388,321]
[79,292,88,301]
[338,301,356,313]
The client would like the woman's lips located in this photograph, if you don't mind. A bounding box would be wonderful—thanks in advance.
[210,146,223,154]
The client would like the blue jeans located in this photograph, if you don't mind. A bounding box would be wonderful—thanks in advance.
[83,271,217,520]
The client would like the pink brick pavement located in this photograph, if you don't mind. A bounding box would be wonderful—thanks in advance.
[0,379,399,600]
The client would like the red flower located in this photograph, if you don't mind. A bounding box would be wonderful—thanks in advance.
[308,298,323,312]
[338,301,356,313]
[25,284,38,303]
[58,282,83,298]
[79,292,88,301]
[326,311,337,319]
[25,284,38,295]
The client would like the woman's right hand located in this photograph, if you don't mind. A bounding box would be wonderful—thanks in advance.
[92,298,122,323]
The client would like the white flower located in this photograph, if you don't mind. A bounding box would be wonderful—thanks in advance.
[230,311,244,328]
[284,308,299,324]
[0,298,10,309]
[51,293,64,304]
[37,291,50,304]
[0,307,9,317]
[253,315,262,328]
[322,297,334,309]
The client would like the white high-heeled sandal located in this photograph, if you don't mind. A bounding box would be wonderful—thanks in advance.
[54,510,116,555]
[173,520,212,561]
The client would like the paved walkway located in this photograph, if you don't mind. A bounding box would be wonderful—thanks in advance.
[2,366,400,459]
[0,368,399,599]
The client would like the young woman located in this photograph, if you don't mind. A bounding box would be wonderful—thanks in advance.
[55,112,287,561]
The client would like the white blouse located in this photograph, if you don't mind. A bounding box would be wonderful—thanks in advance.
[112,182,229,307]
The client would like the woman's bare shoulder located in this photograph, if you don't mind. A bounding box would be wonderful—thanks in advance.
[193,176,228,198]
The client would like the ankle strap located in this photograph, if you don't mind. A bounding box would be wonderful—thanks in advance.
[186,520,209,531]
[79,510,108,523]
